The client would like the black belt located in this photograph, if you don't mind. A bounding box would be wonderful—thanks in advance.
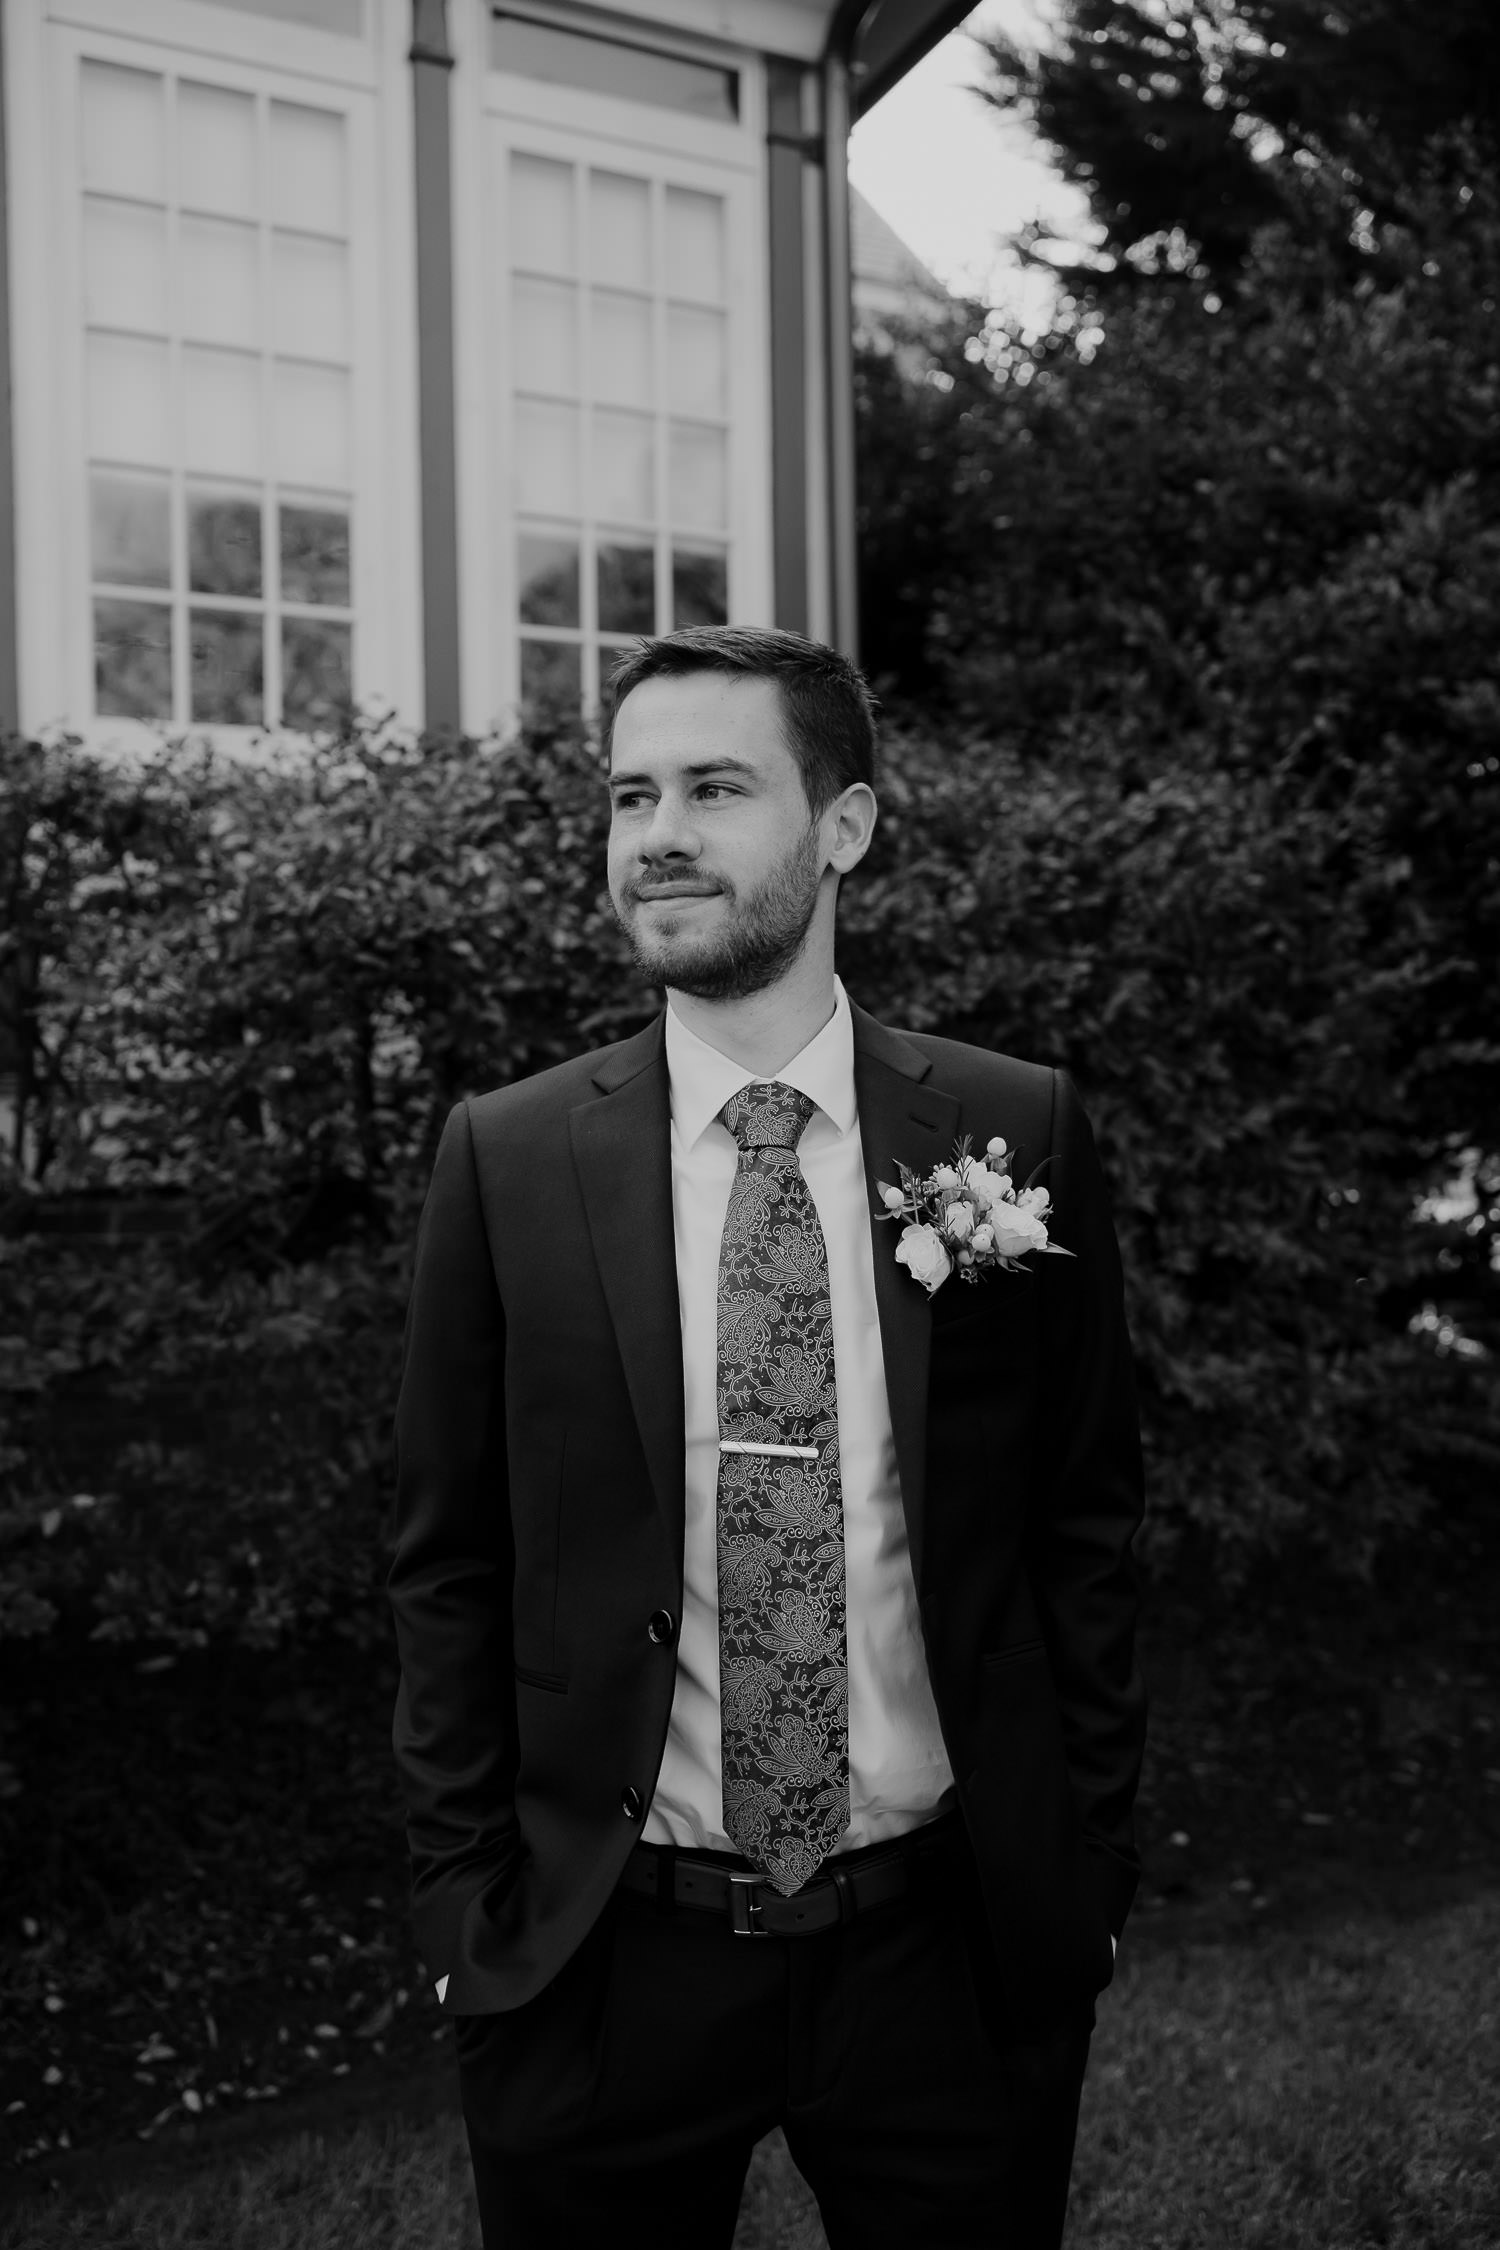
[618,1812,961,1938]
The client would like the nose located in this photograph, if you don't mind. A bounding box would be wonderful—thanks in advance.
[638,791,701,863]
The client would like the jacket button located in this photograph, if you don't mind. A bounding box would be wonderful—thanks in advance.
[647,1609,676,1646]
[621,1786,643,1820]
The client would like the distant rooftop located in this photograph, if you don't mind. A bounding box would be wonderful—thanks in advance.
[850,187,950,315]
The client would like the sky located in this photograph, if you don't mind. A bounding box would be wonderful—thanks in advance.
[847,0,1094,321]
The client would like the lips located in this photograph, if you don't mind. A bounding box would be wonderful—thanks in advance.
[632,884,721,903]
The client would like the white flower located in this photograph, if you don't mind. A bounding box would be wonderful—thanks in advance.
[945,1200,975,1242]
[967,1165,1011,1215]
[894,1223,952,1295]
[888,1129,1071,1291]
[986,1206,1050,1260]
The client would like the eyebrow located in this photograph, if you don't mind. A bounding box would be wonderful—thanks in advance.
[607,758,761,793]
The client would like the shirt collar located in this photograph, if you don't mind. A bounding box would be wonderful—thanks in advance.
[664,978,858,1150]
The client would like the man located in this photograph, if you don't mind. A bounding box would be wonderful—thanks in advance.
[388,626,1145,2247]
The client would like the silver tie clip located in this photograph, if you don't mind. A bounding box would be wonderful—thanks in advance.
[718,1440,819,1461]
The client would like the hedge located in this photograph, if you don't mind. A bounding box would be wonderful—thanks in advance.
[1,714,1493,1649]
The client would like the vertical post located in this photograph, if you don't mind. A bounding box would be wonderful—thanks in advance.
[821,48,858,663]
[0,5,20,732]
[410,0,461,733]
[766,60,810,636]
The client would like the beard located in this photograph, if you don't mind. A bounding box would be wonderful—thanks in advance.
[614,821,824,1001]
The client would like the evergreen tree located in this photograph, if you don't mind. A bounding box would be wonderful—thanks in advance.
[852,147,1500,1470]
[980,0,1500,287]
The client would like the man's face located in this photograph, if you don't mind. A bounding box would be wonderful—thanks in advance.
[606,671,828,1001]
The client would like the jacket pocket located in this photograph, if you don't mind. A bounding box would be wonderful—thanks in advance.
[980,1637,1046,1670]
[513,1662,568,1695]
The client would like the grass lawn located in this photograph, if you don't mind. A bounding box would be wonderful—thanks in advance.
[1067,1890,1499,2249]
[4,1891,1494,2249]
[9,1555,1496,2171]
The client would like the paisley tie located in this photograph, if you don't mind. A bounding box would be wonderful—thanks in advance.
[715,1081,850,1895]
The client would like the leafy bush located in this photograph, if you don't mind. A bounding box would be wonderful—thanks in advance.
[0,737,199,1186]
[2,709,1495,1648]
[851,127,1499,1578]
[0,720,653,1200]
[846,729,1497,1575]
[0,1231,407,1647]
[0,725,654,1648]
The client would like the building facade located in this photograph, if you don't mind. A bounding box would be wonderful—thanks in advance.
[0,0,966,742]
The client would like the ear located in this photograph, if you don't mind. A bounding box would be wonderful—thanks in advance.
[824,783,878,875]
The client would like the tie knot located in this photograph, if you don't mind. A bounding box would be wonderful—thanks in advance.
[720,1081,817,1153]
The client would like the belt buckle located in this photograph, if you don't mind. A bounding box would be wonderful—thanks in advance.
[727,1871,768,1938]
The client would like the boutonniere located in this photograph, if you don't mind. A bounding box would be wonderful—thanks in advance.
[878,1136,1074,1297]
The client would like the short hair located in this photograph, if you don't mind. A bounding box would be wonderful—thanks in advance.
[602,626,878,814]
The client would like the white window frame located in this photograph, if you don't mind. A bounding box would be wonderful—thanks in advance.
[5,0,422,743]
[449,0,773,734]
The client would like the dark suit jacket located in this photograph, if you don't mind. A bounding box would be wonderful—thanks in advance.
[388,1000,1146,2031]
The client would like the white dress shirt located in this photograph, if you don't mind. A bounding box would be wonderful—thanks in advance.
[642,978,955,1854]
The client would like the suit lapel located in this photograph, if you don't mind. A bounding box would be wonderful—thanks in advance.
[569,1018,686,1569]
[850,1004,961,1591]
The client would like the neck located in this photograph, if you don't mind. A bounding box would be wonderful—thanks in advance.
[668,944,838,1079]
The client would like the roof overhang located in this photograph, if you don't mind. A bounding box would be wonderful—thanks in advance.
[828,0,977,112]
[543,1,976,85]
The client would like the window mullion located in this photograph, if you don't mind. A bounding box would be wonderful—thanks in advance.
[165,75,190,727]
[258,89,279,728]
[578,159,597,712]
[652,177,670,637]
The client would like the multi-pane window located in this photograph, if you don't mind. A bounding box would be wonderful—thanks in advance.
[212,0,363,28]
[489,16,738,122]
[507,150,731,710]
[81,60,355,730]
